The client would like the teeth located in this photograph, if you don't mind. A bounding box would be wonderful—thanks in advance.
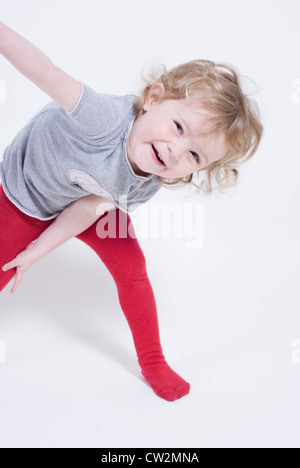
[152,144,165,165]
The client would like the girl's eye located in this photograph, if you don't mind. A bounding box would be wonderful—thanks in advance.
[174,121,183,133]
[191,151,200,163]
[174,121,200,163]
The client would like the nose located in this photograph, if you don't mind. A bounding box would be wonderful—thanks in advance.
[168,143,181,162]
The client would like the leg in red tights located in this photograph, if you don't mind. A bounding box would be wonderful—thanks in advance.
[0,185,190,401]
[76,209,190,402]
[0,185,53,292]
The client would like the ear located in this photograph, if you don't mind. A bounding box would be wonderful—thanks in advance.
[143,82,165,111]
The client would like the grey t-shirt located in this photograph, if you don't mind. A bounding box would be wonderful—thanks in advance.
[0,82,161,220]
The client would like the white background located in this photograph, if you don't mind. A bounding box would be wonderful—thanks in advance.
[0,0,300,448]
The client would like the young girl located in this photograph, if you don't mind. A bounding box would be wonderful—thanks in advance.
[0,21,263,402]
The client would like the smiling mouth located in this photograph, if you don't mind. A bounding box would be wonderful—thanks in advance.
[152,144,166,166]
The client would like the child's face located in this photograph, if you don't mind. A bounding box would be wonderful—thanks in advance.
[126,83,228,179]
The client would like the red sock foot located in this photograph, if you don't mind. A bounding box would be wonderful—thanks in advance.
[141,361,190,402]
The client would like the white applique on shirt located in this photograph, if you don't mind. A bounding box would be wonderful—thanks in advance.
[66,169,114,200]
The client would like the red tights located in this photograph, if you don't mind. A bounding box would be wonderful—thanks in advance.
[0,185,190,401]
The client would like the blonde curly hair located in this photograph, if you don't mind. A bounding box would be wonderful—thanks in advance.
[133,59,263,196]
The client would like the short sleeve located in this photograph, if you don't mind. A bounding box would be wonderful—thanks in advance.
[113,183,162,213]
[113,195,140,213]
[66,82,124,139]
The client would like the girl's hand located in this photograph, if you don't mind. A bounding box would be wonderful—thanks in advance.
[2,241,40,294]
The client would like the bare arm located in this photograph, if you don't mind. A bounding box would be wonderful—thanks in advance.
[2,195,116,293]
[33,195,116,259]
[0,20,82,113]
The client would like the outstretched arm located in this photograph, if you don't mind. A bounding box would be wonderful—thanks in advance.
[2,195,116,293]
[0,20,82,113]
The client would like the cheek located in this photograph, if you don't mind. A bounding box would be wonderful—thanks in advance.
[148,116,169,136]
[141,121,157,141]
[168,164,192,178]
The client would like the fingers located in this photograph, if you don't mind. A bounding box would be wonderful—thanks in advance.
[2,259,22,294]
[11,270,24,294]
[2,258,17,272]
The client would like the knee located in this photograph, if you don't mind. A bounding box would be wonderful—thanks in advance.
[117,238,147,278]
